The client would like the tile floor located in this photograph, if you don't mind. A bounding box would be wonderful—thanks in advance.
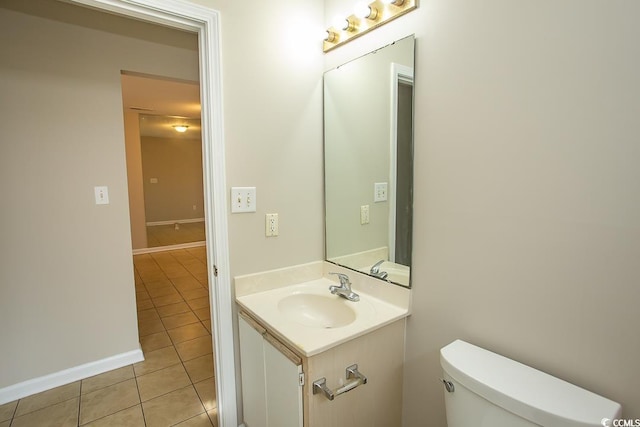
[0,248,217,427]
[146,222,206,248]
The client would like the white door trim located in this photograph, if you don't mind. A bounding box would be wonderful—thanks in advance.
[70,1,237,426]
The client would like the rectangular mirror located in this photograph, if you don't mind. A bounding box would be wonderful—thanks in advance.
[324,35,415,288]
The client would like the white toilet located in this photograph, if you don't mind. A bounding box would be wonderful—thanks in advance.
[440,340,622,427]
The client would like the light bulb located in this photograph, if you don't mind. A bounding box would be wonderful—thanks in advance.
[332,15,349,31]
[324,30,338,43]
[173,125,189,133]
[354,2,372,19]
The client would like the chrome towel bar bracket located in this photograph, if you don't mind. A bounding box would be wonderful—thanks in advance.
[313,364,368,401]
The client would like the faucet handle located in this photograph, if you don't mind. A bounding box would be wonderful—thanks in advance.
[370,259,385,274]
[329,272,350,286]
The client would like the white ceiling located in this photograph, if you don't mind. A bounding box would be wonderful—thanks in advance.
[121,73,202,139]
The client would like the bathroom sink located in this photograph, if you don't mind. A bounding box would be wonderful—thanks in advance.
[278,293,356,329]
[236,276,410,356]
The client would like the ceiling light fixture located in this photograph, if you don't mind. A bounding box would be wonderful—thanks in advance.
[173,125,189,133]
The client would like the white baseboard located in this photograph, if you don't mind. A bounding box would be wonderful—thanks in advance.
[132,240,206,255]
[146,218,205,226]
[0,348,144,405]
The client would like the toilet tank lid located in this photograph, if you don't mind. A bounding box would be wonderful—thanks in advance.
[440,340,621,427]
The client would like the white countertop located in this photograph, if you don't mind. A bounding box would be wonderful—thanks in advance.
[236,278,410,357]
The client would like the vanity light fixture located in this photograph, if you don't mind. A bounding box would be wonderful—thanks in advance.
[323,0,416,53]
[173,125,189,133]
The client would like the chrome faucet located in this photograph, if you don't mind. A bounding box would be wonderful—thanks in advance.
[369,260,388,280]
[328,273,359,302]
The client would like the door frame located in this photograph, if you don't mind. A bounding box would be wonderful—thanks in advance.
[389,62,414,263]
[70,1,237,426]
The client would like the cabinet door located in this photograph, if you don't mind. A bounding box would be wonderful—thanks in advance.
[239,316,267,427]
[264,339,303,427]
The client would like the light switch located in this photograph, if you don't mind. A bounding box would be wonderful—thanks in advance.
[374,182,388,202]
[94,186,109,205]
[150,178,158,184]
[231,187,257,213]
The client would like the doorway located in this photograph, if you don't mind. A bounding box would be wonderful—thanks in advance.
[121,72,206,253]
[74,1,237,426]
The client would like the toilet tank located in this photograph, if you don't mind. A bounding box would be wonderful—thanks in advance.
[440,340,622,427]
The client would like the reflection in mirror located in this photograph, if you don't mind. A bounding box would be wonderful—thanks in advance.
[324,35,414,287]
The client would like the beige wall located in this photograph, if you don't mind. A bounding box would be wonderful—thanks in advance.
[141,136,205,223]
[124,111,148,250]
[0,4,199,388]
[186,0,325,278]
[323,0,640,424]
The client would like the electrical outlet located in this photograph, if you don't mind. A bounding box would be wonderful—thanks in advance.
[266,213,279,237]
[360,205,369,225]
[231,187,256,213]
[374,182,388,202]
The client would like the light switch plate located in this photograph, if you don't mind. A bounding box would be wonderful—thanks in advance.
[374,182,388,202]
[94,186,109,205]
[231,187,256,213]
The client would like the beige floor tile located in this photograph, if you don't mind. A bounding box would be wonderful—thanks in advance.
[156,301,191,318]
[138,271,167,282]
[135,290,150,302]
[163,268,191,279]
[168,322,209,344]
[202,320,212,333]
[137,316,165,337]
[193,307,211,321]
[152,293,185,307]
[142,279,173,289]
[0,400,17,422]
[180,288,208,301]
[207,408,218,427]
[79,378,139,425]
[162,311,200,330]
[171,276,202,291]
[184,354,214,383]
[136,308,160,323]
[82,405,144,427]
[194,378,217,411]
[176,335,213,362]
[12,397,78,427]
[187,296,209,311]
[133,346,181,377]
[175,412,213,426]
[142,386,204,427]
[146,285,179,299]
[137,363,191,402]
[140,331,173,353]
[136,299,154,311]
[0,420,9,427]
[15,381,80,416]
[194,273,208,286]
[82,366,134,395]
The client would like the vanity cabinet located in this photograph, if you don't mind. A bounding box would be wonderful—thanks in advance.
[238,313,303,427]
[238,310,406,427]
